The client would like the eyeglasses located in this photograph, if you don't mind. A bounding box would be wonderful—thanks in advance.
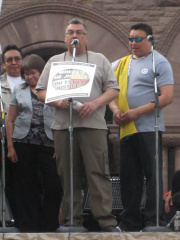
[129,37,147,42]
[24,71,39,78]
[66,30,87,36]
[5,56,22,64]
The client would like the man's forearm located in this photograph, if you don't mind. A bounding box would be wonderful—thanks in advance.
[109,99,120,113]
[93,89,118,109]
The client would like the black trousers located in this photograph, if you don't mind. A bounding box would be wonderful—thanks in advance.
[0,139,17,223]
[164,170,180,226]
[172,170,180,195]
[119,132,164,231]
[12,143,62,232]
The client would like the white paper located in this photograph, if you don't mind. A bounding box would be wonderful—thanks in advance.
[45,61,96,103]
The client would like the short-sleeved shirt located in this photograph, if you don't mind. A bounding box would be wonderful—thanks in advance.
[127,51,174,132]
[36,51,119,130]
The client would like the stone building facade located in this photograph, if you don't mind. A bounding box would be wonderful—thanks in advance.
[0,0,180,193]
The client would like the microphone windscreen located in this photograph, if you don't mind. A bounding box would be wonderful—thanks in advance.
[147,35,154,41]
[71,39,79,45]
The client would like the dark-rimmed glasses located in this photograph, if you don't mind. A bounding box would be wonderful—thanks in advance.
[24,71,39,78]
[5,56,22,64]
[66,30,87,36]
[129,37,147,42]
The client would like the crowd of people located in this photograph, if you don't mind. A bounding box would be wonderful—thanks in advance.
[0,18,176,233]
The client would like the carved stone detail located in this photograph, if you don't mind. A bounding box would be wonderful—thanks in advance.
[157,0,180,7]
[1,1,180,57]
[21,41,67,56]
[108,124,180,148]
[0,1,129,49]
[157,9,180,56]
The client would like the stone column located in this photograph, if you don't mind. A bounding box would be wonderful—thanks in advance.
[174,147,180,170]
[162,147,169,194]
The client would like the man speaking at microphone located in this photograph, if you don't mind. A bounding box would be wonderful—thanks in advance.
[109,23,174,231]
[36,18,120,232]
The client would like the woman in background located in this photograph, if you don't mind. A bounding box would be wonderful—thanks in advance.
[6,54,62,232]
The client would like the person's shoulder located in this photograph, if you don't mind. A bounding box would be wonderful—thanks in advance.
[13,85,21,93]
[111,59,121,71]
[14,83,28,94]
[88,51,104,58]
[1,73,7,81]
[88,51,110,66]
[49,53,65,62]
[111,55,131,71]
[154,51,173,70]
[154,51,169,62]
[89,51,115,60]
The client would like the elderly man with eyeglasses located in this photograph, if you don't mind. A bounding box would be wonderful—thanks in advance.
[36,18,120,232]
[0,44,25,227]
[109,23,174,232]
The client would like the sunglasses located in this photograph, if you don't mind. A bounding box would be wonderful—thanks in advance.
[129,37,147,42]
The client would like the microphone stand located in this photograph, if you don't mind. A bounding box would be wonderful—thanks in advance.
[56,41,87,233]
[143,38,171,232]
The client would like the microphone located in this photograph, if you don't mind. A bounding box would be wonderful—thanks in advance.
[71,39,79,46]
[147,35,154,42]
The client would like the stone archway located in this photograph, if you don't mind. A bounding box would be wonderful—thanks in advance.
[0,1,130,62]
[0,1,131,175]
[21,41,67,62]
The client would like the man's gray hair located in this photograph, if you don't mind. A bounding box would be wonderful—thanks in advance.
[67,18,87,34]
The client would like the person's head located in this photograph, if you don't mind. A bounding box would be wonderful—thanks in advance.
[2,45,23,77]
[22,54,45,88]
[129,23,153,57]
[64,18,88,55]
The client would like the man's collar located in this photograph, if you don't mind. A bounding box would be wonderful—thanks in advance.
[132,52,152,60]
[7,73,21,78]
